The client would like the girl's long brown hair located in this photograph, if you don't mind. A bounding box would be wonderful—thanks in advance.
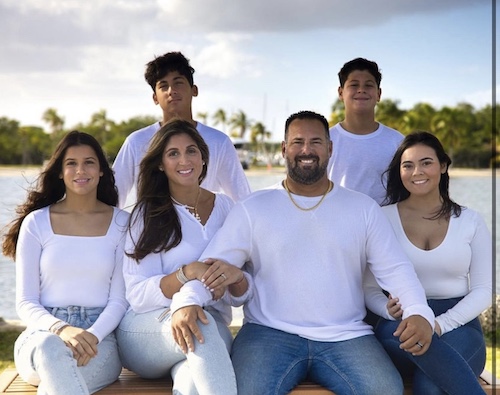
[127,119,209,261]
[2,131,117,259]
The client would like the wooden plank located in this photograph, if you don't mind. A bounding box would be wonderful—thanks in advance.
[1,367,498,395]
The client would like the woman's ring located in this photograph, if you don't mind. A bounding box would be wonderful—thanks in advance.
[220,273,227,280]
[416,341,423,348]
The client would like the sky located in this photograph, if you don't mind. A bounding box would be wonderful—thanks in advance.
[0,0,496,142]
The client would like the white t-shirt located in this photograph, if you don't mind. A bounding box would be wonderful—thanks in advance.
[365,204,492,335]
[327,122,403,204]
[200,183,434,342]
[16,206,129,342]
[113,121,251,208]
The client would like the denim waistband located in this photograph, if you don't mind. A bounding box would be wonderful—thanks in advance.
[47,306,104,317]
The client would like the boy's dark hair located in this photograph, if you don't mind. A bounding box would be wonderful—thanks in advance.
[144,52,195,91]
[338,58,382,88]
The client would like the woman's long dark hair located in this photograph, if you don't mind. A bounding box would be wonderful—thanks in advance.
[2,131,117,259]
[127,119,209,261]
[382,131,462,220]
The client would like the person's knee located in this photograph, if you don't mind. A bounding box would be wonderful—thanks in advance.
[34,335,71,364]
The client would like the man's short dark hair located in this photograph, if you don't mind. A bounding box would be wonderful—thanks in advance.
[284,111,330,140]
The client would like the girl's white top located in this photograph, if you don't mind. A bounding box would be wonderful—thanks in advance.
[365,204,492,335]
[16,206,130,342]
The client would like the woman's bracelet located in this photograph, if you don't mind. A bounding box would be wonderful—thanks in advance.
[50,320,69,335]
[176,265,190,285]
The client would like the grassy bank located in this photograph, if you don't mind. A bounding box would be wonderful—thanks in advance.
[0,331,17,371]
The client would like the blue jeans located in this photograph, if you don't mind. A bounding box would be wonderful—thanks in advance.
[375,297,486,395]
[116,307,236,395]
[14,306,122,395]
[231,323,403,395]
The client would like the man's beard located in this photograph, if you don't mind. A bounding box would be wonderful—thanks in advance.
[286,154,327,185]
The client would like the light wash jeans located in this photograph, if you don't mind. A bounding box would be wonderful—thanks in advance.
[375,297,486,395]
[116,307,236,395]
[14,306,122,395]
[231,323,403,395]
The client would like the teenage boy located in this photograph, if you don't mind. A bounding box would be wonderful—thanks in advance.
[327,58,404,205]
[113,52,251,208]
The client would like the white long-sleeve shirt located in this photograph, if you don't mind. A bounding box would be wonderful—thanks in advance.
[200,183,434,342]
[113,121,251,208]
[365,204,492,336]
[123,193,245,324]
[15,206,129,343]
[327,122,403,204]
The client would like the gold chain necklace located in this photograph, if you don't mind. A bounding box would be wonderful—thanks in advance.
[171,188,202,222]
[283,180,332,211]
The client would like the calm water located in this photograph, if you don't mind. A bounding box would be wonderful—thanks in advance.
[0,168,497,320]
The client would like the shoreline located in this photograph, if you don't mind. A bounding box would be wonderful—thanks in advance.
[0,166,495,178]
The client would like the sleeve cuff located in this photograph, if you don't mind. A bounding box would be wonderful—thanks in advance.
[170,280,213,315]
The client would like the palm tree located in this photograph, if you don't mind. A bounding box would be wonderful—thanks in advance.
[375,99,405,131]
[212,108,227,133]
[89,109,115,145]
[431,106,465,161]
[250,122,272,158]
[229,110,251,139]
[400,102,436,135]
[42,108,65,142]
[329,99,345,126]
[196,111,208,124]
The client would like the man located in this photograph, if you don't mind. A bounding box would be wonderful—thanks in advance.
[328,58,404,204]
[192,110,434,394]
[113,52,250,208]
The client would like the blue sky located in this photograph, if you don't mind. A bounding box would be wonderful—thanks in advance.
[0,0,496,141]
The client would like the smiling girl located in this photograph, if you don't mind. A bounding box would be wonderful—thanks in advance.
[2,131,129,395]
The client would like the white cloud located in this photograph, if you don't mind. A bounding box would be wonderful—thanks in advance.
[158,0,485,32]
[193,34,261,79]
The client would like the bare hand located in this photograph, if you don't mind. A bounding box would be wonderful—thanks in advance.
[58,326,98,366]
[172,305,209,353]
[387,294,403,319]
[211,285,227,301]
[394,315,433,356]
[201,259,244,292]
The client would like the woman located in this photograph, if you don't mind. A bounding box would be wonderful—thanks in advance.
[364,131,491,395]
[116,119,250,395]
[2,131,129,395]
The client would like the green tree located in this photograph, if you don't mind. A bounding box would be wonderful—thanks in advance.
[229,110,251,139]
[86,109,115,145]
[329,99,345,127]
[105,115,158,161]
[196,111,209,124]
[431,106,466,160]
[0,117,21,164]
[212,108,227,133]
[42,108,66,145]
[400,103,436,135]
[250,121,272,165]
[375,99,405,131]
[18,126,51,165]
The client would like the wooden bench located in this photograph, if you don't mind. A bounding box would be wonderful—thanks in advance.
[0,367,497,394]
